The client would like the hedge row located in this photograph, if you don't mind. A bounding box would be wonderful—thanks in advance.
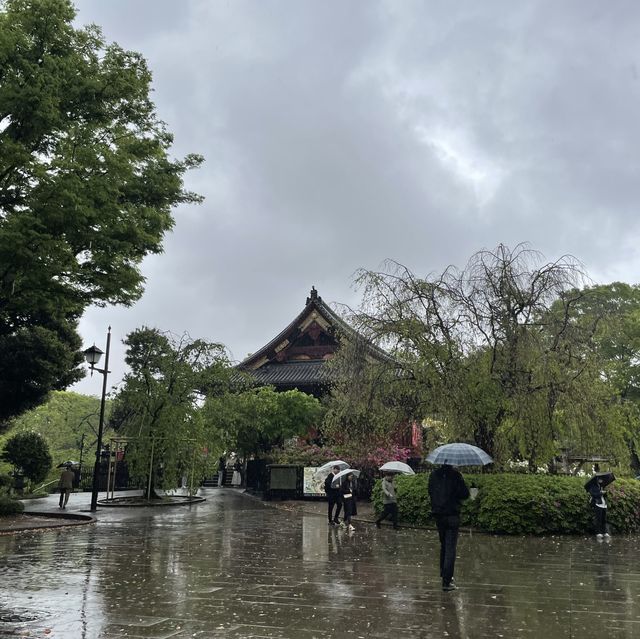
[371,473,640,535]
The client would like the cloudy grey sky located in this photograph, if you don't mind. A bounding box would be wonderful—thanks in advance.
[73,0,640,395]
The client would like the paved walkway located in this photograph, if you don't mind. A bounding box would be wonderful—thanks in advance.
[1,488,639,638]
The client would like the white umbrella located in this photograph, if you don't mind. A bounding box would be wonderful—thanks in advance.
[379,461,415,475]
[331,468,360,487]
[313,460,349,480]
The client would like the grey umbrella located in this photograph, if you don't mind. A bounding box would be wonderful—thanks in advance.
[426,443,493,467]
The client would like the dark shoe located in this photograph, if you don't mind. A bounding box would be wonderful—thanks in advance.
[442,583,457,592]
[333,519,340,525]
[375,520,381,528]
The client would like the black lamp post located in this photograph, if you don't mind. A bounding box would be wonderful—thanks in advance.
[83,327,111,512]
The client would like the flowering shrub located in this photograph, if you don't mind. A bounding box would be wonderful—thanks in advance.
[269,440,412,498]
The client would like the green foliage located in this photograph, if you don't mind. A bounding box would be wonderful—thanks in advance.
[373,473,640,535]
[0,391,106,477]
[110,328,231,491]
[205,387,324,456]
[346,245,640,471]
[0,0,203,425]
[2,431,52,483]
[0,495,24,516]
[0,473,12,494]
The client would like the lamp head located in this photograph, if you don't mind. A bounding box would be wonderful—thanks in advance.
[83,344,104,368]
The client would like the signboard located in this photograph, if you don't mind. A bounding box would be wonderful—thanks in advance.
[269,466,298,490]
[303,467,325,497]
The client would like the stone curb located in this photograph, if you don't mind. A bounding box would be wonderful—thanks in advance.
[0,511,95,535]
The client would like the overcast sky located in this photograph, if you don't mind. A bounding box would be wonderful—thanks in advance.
[72,0,640,395]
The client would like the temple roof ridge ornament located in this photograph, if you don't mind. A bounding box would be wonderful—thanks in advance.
[306,286,321,305]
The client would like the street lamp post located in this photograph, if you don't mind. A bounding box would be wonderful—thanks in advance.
[83,327,112,512]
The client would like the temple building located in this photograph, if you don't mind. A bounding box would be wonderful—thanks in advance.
[238,286,392,398]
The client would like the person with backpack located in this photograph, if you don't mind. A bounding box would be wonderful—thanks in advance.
[428,464,470,591]
[324,465,342,526]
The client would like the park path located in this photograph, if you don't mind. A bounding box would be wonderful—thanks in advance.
[1,488,639,638]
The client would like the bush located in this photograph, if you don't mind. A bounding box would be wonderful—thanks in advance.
[0,496,24,516]
[2,431,52,484]
[372,473,640,535]
[0,474,12,495]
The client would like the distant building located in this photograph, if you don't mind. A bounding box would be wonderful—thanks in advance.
[238,286,393,398]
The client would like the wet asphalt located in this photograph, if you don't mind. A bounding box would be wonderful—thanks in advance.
[1,488,639,638]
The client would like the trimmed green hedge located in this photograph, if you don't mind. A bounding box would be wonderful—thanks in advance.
[372,473,640,535]
[0,496,24,517]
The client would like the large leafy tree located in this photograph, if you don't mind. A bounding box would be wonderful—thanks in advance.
[204,386,323,457]
[341,244,625,469]
[110,328,231,495]
[0,0,203,426]
[0,390,107,469]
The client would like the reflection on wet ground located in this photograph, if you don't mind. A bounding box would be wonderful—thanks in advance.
[1,489,639,637]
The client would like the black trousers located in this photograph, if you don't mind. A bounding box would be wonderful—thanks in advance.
[59,489,70,508]
[376,503,398,527]
[328,496,342,522]
[435,514,460,587]
[594,506,607,534]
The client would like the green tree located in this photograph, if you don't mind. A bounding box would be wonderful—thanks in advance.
[110,328,231,495]
[0,0,203,426]
[204,387,323,456]
[0,390,107,471]
[2,431,52,483]
[345,244,619,469]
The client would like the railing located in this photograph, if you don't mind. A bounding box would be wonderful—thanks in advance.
[32,479,58,494]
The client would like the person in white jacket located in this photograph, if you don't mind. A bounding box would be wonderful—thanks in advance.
[376,473,399,529]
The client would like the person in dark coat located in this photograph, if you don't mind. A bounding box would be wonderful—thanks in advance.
[587,476,609,539]
[428,464,470,591]
[217,456,226,488]
[340,473,357,532]
[324,466,342,525]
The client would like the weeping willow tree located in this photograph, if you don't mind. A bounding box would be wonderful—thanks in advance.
[332,244,630,470]
[109,328,232,497]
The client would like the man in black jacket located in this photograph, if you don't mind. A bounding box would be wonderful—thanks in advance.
[324,466,342,525]
[428,464,470,591]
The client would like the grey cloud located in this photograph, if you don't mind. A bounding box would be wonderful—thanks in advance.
[73,0,640,393]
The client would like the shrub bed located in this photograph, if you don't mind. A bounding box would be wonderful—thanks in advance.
[371,473,640,535]
[0,496,25,517]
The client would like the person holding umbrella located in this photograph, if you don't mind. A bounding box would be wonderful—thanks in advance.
[332,469,360,532]
[376,473,399,529]
[585,472,614,539]
[426,443,492,592]
[324,465,343,526]
[58,463,75,509]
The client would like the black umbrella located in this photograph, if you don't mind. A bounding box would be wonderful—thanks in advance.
[584,472,615,493]
[56,460,79,468]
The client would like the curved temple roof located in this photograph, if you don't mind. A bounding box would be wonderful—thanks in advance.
[238,287,393,393]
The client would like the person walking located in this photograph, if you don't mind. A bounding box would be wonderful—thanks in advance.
[217,456,226,488]
[340,472,357,532]
[428,464,470,591]
[588,476,610,539]
[324,466,342,526]
[58,465,75,509]
[376,473,399,529]
[231,460,242,487]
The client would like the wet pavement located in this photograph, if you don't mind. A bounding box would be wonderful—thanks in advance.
[1,489,640,638]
